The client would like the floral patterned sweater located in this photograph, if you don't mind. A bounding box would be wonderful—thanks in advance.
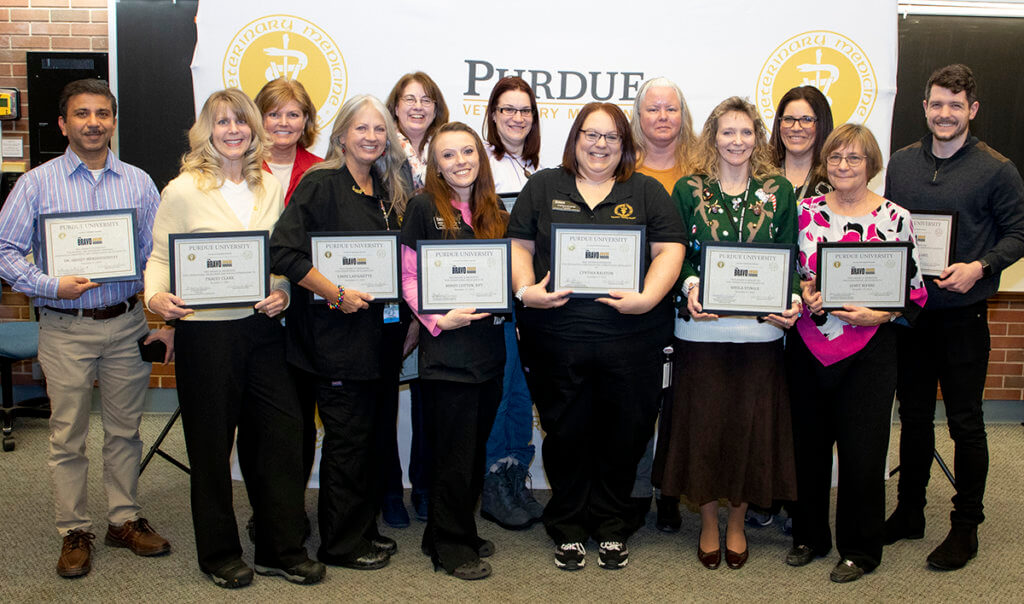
[795,194,928,365]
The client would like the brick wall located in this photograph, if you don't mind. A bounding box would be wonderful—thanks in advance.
[981,292,1024,400]
[2,284,177,388]
[0,0,109,163]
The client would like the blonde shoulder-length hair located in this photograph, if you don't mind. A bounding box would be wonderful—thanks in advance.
[305,94,411,216]
[181,88,269,192]
[692,96,780,183]
[630,77,697,174]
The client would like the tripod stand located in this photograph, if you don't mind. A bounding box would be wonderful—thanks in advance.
[139,406,189,475]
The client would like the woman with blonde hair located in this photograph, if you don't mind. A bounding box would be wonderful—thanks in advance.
[628,76,698,532]
[653,96,800,571]
[254,77,322,204]
[145,89,324,588]
[270,94,411,571]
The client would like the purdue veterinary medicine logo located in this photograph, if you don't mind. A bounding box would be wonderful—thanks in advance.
[755,31,877,126]
[222,15,347,132]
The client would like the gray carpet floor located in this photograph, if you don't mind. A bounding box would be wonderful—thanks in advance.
[1,414,1021,603]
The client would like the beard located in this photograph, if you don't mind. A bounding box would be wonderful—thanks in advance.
[929,118,968,142]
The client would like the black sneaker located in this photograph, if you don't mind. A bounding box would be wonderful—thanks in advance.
[598,541,629,570]
[554,542,586,571]
[254,558,327,585]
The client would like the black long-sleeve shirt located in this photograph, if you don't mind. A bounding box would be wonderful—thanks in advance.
[885,134,1024,309]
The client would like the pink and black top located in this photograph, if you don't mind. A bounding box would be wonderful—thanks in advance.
[795,195,928,366]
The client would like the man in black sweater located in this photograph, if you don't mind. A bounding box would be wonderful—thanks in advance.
[884,63,1024,571]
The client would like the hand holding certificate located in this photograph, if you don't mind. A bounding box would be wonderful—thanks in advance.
[39,209,141,282]
[550,224,645,297]
[909,210,957,278]
[310,232,400,302]
[417,239,512,314]
[698,242,796,316]
[169,231,270,309]
[817,242,912,311]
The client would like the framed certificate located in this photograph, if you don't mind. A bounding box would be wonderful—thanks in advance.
[310,232,400,302]
[38,209,140,282]
[698,242,796,315]
[817,241,912,311]
[169,231,270,309]
[550,224,646,298]
[910,210,957,278]
[417,239,511,314]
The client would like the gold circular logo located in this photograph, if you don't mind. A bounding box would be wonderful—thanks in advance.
[222,14,348,133]
[188,253,196,262]
[717,261,725,268]
[324,251,332,259]
[612,203,635,219]
[833,261,841,268]
[755,31,877,126]
[58,232,66,240]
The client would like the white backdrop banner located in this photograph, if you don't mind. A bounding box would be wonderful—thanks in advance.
[191,0,898,167]
[197,0,898,488]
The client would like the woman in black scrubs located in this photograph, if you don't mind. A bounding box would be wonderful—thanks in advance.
[508,102,685,571]
[270,94,411,570]
[400,122,508,580]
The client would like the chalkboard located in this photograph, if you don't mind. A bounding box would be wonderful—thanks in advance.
[892,14,1024,173]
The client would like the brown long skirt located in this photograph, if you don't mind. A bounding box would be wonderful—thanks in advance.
[653,337,797,508]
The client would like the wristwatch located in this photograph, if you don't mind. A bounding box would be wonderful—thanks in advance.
[978,258,993,278]
[515,285,530,302]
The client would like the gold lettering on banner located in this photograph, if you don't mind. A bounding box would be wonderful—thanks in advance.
[754,30,878,126]
[222,14,347,133]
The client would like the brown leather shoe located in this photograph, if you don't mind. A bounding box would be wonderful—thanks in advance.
[105,518,170,556]
[57,529,95,578]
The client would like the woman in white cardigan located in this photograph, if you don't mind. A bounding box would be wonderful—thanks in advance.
[145,89,323,589]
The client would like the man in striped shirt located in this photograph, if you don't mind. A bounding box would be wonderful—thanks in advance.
[0,79,171,578]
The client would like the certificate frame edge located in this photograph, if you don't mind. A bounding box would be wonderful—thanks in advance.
[817,241,913,311]
[308,231,400,304]
[910,209,958,279]
[416,238,512,314]
[698,241,796,316]
[168,230,270,309]
[38,208,142,283]
[549,223,647,299]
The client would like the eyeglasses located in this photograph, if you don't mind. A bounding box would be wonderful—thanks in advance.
[579,129,623,145]
[826,153,866,167]
[496,106,534,117]
[400,95,435,107]
[780,115,818,127]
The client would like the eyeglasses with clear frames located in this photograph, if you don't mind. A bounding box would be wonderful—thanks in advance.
[780,115,818,127]
[496,106,534,117]
[826,153,865,167]
[579,129,623,145]
[400,95,435,107]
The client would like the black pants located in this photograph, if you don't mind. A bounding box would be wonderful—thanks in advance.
[895,302,990,527]
[407,378,432,495]
[175,316,307,572]
[788,325,896,571]
[519,330,663,545]
[420,377,500,572]
[316,373,398,563]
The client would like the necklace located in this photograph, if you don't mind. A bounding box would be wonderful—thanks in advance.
[507,153,533,181]
[716,178,751,242]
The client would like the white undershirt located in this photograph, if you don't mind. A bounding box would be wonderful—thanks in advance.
[266,162,293,192]
[219,179,255,227]
[89,168,104,181]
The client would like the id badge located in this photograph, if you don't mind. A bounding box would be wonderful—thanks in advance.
[383,302,400,324]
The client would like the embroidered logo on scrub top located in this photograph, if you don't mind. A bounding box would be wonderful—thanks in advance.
[612,203,635,219]
[551,199,580,213]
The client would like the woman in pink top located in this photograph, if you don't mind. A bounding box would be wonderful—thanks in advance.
[786,124,927,583]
